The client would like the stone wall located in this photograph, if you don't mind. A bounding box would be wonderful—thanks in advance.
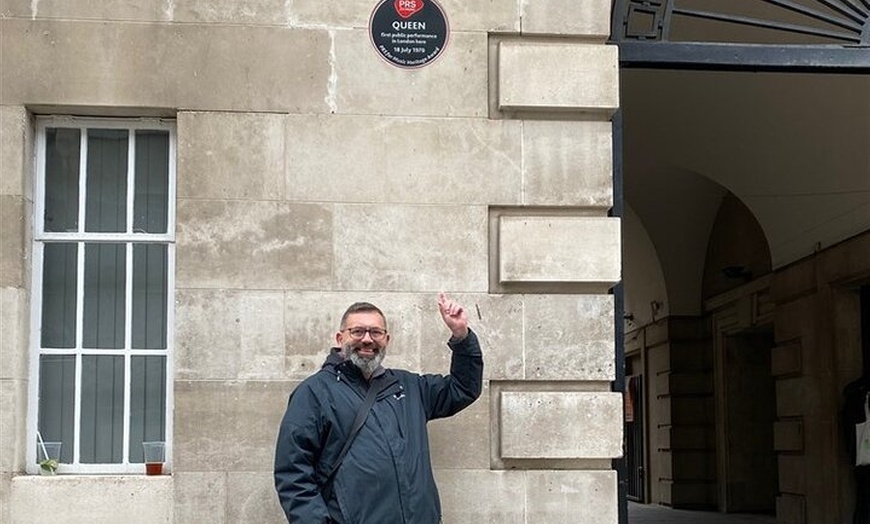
[770,232,870,524]
[0,1,621,522]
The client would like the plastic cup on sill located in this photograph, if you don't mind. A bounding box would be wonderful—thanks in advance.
[142,441,165,476]
[37,441,61,476]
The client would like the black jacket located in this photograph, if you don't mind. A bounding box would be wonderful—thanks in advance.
[274,330,483,523]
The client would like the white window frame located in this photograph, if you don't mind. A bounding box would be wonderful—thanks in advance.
[26,116,176,475]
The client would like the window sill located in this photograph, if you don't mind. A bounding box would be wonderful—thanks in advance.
[9,474,173,523]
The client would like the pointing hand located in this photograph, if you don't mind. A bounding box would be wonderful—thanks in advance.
[437,292,468,340]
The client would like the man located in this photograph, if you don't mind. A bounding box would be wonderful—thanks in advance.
[274,293,484,524]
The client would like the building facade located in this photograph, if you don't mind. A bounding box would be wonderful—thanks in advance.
[0,1,622,523]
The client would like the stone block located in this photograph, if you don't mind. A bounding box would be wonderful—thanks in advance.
[0,196,25,288]
[174,380,292,472]
[521,0,611,38]
[176,200,333,290]
[667,372,712,395]
[525,470,618,524]
[667,316,709,341]
[435,469,525,524]
[498,41,618,113]
[172,0,288,24]
[173,471,228,524]
[0,472,9,524]
[773,295,816,345]
[9,475,173,524]
[227,471,286,523]
[288,0,519,31]
[0,20,331,113]
[669,341,713,371]
[523,294,615,381]
[0,106,30,198]
[778,454,806,494]
[429,383,490,469]
[281,291,356,379]
[770,257,816,303]
[776,378,821,418]
[498,216,621,285]
[178,112,285,201]
[667,426,715,450]
[655,372,671,395]
[6,0,168,20]
[175,289,286,380]
[0,288,28,380]
[776,493,806,524]
[0,379,26,473]
[436,0,519,32]
[333,204,488,292]
[670,397,714,425]
[500,391,622,459]
[669,480,717,506]
[420,293,524,380]
[774,419,804,452]
[284,114,522,205]
[332,29,488,117]
[771,343,802,377]
[671,450,715,479]
[522,120,613,207]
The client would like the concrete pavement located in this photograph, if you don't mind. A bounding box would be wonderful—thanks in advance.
[628,502,776,523]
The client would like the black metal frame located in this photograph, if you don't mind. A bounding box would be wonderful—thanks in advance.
[611,0,870,71]
[625,375,645,503]
[611,111,628,524]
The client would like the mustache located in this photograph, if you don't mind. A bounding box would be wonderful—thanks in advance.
[342,341,384,356]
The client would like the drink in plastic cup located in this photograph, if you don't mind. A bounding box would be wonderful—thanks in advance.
[142,441,165,475]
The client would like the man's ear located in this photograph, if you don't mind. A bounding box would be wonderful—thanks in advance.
[335,331,344,346]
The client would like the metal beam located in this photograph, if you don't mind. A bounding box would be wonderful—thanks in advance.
[615,42,870,71]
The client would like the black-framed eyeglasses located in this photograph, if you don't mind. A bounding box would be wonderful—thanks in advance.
[344,327,388,341]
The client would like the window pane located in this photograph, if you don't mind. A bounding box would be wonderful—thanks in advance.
[132,244,168,349]
[134,130,170,234]
[83,243,126,349]
[41,243,78,348]
[44,128,81,232]
[80,355,124,463]
[38,354,75,464]
[85,129,128,233]
[129,356,166,463]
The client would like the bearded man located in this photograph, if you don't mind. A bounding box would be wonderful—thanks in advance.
[274,293,484,524]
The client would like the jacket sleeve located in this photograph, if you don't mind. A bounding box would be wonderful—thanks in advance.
[274,382,331,524]
[420,328,484,420]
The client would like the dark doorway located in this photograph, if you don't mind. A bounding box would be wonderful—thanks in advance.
[722,329,778,514]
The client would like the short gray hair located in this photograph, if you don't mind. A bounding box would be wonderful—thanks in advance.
[339,302,387,330]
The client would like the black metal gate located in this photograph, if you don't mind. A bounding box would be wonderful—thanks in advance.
[610,0,870,70]
[625,374,645,502]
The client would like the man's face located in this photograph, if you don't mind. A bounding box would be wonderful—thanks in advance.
[336,311,390,374]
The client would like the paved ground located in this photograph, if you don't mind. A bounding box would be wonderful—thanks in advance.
[629,502,776,523]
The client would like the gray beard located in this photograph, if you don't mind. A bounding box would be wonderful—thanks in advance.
[346,348,385,379]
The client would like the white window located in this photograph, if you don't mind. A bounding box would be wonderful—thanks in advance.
[28,117,175,475]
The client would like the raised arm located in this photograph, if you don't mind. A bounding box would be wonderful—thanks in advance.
[422,293,483,419]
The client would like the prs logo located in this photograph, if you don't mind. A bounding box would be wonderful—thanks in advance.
[394,0,423,18]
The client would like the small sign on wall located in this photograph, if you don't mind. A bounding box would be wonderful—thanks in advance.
[369,0,449,69]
